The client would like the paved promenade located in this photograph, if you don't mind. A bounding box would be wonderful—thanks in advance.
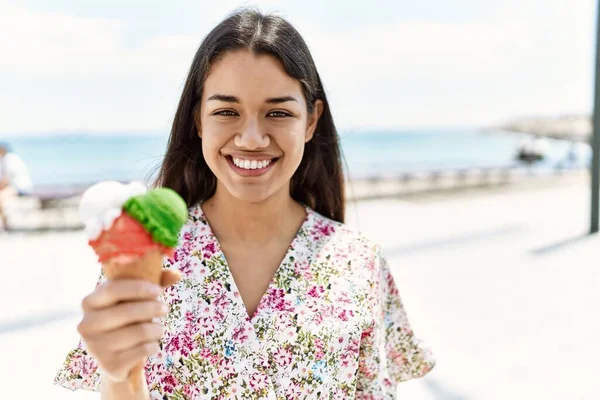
[1,182,597,399]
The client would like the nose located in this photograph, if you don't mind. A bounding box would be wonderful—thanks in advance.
[234,119,270,150]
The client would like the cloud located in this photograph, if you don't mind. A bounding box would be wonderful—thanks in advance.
[0,1,595,133]
[300,3,595,129]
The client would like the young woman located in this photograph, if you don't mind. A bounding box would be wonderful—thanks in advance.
[55,8,435,399]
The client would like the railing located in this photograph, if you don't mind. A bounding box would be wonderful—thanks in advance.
[346,164,587,200]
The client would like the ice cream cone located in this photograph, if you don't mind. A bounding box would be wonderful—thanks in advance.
[102,249,165,393]
[79,182,187,393]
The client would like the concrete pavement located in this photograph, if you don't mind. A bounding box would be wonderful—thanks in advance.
[1,182,597,399]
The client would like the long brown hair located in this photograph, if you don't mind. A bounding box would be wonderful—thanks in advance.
[155,8,345,222]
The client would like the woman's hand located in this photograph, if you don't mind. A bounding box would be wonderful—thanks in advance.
[77,269,181,384]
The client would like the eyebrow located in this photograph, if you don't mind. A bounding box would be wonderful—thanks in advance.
[206,94,299,104]
[265,96,298,104]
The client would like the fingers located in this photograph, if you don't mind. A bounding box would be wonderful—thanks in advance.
[78,300,168,335]
[160,269,181,288]
[98,322,164,352]
[81,280,161,312]
[100,342,160,382]
[77,274,172,384]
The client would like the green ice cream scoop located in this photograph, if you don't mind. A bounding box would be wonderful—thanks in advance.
[123,188,188,247]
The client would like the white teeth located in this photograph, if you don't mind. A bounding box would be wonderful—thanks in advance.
[232,157,273,170]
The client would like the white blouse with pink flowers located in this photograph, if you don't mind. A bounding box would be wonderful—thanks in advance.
[55,203,435,399]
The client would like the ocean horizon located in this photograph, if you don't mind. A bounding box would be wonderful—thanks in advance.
[0,129,589,187]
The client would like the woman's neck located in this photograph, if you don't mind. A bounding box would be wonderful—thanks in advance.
[201,185,306,246]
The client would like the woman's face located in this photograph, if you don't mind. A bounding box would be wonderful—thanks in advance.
[196,49,323,204]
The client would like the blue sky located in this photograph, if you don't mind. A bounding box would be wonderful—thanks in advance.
[0,0,596,134]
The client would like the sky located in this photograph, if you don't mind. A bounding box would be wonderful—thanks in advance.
[0,0,596,134]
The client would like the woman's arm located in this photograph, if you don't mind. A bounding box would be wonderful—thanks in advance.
[100,370,150,400]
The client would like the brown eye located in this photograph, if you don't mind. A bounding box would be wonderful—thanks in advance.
[268,111,292,118]
[214,110,238,117]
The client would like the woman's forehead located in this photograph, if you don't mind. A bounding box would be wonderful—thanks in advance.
[203,50,304,101]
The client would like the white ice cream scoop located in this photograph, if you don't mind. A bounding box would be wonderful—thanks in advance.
[79,180,147,240]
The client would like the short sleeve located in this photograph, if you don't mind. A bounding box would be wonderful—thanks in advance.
[53,271,106,392]
[355,249,436,398]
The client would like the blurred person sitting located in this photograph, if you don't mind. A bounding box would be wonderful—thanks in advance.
[0,143,33,229]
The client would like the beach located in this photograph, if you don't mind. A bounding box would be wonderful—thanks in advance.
[0,179,598,399]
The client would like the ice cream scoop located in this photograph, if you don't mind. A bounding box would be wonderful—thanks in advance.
[80,182,187,263]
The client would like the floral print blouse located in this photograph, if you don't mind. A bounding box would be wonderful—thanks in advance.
[55,203,435,399]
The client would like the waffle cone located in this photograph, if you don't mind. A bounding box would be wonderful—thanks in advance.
[102,249,164,283]
[102,249,165,393]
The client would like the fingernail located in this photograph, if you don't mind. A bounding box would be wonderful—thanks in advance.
[161,304,169,314]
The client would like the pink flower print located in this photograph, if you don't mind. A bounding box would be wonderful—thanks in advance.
[71,352,97,376]
[334,291,351,304]
[302,269,314,281]
[273,347,293,367]
[203,242,217,258]
[337,308,351,322]
[219,358,236,378]
[387,347,408,367]
[307,285,325,298]
[313,337,325,359]
[183,384,201,398]
[172,248,185,262]
[285,382,303,399]
[207,280,223,298]
[232,325,249,343]
[164,332,196,357]
[266,288,292,312]
[364,255,376,273]
[314,337,324,352]
[81,373,97,388]
[148,359,167,384]
[345,337,361,356]
[179,259,193,276]
[163,285,180,303]
[180,333,196,357]
[163,333,181,354]
[161,374,178,393]
[199,347,212,359]
[249,371,269,391]
[184,311,196,323]
[314,311,325,325]
[213,291,231,311]
[208,353,222,367]
[256,352,270,369]
[305,297,320,313]
[316,222,335,236]
[199,316,216,336]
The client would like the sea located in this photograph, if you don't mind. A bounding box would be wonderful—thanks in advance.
[0,129,591,187]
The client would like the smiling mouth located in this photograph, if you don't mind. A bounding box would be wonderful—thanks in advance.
[225,155,279,176]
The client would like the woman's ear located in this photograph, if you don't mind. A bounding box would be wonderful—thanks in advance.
[305,100,324,143]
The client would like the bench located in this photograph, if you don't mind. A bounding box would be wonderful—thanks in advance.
[4,185,88,231]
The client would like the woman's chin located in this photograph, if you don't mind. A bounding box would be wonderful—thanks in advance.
[223,185,275,204]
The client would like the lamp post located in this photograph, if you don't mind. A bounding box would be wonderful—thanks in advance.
[591,0,600,233]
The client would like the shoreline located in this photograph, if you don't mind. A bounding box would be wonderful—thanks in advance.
[4,166,589,232]
[495,114,591,143]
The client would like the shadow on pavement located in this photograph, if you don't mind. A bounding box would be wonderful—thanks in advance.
[529,232,591,256]
[424,378,471,400]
